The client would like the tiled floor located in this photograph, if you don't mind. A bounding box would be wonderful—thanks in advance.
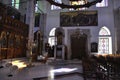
[0,58,84,80]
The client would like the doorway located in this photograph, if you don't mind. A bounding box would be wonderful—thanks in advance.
[71,33,87,60]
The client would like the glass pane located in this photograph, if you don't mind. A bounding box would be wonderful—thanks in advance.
[12,0,19,9]
[99,28,108,35]
[51,0,62,10]
[35,3,38,12]
[96,0,108,7]
[15,0,19,9]
[48,37,56,46]
[49,28,56,36]
[99,38,109,54]
[99,27,110,35]
[12,0,15,6]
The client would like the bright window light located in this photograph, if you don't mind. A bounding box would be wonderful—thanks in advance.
[96,0,108,7]
[11,60,27,69]
[50,68,78,73]
[51,0,62,10]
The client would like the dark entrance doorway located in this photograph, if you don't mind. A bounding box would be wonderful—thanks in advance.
[71,34,87,60]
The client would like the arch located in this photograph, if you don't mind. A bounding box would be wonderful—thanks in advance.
[49,28,56,36]
[48,28,56,46]
[99,26,111,35]
[96,0,108,7]
[98,26,112,54]
[51,0,62,10]
[55,27,64,37]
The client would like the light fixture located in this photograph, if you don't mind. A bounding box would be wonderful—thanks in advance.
[46,0,102,9]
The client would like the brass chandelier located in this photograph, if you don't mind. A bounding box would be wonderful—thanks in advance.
[46,0,103,9]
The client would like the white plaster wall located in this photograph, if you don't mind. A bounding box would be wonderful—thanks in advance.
[46,10,61,38]
[113,0,120,52]
[3,0,118,57]
[45,0,118,54]
[16,0,120,54]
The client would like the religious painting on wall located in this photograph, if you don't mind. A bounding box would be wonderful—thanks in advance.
[60,10,98,27]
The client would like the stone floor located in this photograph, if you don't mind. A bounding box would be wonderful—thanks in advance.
[0,58,84,80]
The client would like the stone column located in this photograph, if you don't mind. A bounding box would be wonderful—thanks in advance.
[25,0,36,60]
[26,0,36,46]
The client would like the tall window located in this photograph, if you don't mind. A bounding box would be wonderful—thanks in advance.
[51,0,62,10]
[69,0,87,10]
[12,0,20,9]
[98,26,112,54]
[35,2,38,12]
[96,0,108,7]
[48,28,56,46]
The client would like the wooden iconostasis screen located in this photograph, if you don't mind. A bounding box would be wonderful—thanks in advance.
[0,16,28,59]
[0,31,27,59]
[0,3,29,59]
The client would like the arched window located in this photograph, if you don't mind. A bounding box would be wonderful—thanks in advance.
[96,0,108,7]
[98,26,112,54]
[48,28,56,46]
[99,26,110,35]
[12,0,20,9]
[51,0,62,10]
[35,1,38,12]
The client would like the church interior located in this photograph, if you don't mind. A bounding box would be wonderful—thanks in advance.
[0,0,120,80]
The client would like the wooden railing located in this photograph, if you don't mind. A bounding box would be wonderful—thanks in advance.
[91,54,120,80]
